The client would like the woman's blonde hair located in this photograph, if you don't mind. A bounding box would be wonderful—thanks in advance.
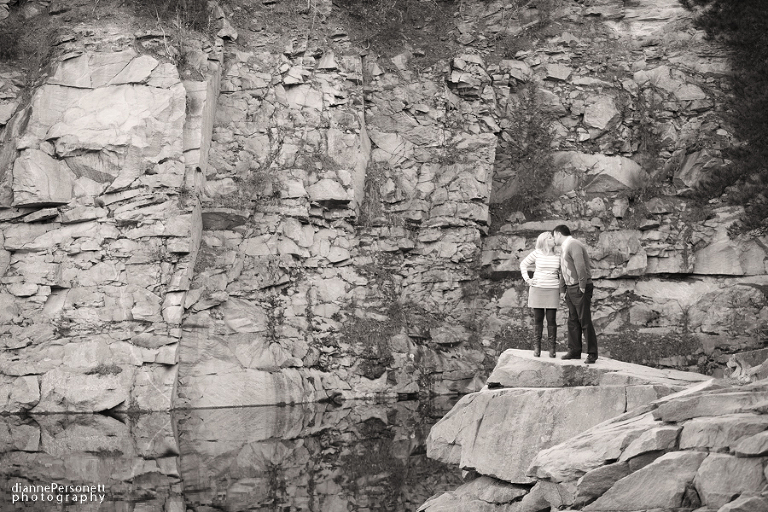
[535,231,554,254]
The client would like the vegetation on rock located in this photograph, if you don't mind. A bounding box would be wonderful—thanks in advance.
[682,0,768,233]
[491,83,556,224]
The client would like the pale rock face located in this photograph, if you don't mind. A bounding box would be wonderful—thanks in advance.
[583,95,621,132]
[693,238,762,276]
[535,87,567,116]
[618,425,681,461]
[717,495,768,512]
[12,149,75,206]
[573,462,631,505]
[0,375,40,412]
[0,101,17,125]
[179,367,328,408]
[485,380,768,512]
[281,84,324,110]
[418,476,528,512]
[428,386,642,484]
[583,451,708,511]
[552,151,648,193]
[678,413,768,451]
[653,391,768,422]
[0,34,214,413]
[733,430,768,456]
[0,0,765,437]
[591,230,647,277]
[308,179,349,205]
[546,63,573,81]
[487,349,706,389]
[528,412,659,483]
[694,453,767,508]
[34,367,135,413]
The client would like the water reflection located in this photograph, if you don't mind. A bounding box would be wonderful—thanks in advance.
[2,398,463,511]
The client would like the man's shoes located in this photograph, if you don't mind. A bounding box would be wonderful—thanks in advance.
[560,351,581,360]
[584,355,598,364]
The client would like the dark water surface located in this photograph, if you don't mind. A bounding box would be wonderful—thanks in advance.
[2,398,463,511]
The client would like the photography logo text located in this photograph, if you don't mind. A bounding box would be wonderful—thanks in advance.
[11,483,106,504]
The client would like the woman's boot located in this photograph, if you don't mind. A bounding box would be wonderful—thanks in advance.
[532,323,543,357]
[548,324,557,358]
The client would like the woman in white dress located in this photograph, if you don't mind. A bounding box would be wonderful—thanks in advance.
[519,232,560,357]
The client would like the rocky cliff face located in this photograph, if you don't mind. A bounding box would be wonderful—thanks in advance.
[0,3,223,412]
[0,0,766,412]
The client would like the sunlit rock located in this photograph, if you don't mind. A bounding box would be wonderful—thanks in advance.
[428,386,636,483]
[487,349,707,390]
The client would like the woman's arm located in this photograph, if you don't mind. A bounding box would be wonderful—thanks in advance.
[519,250,537,284]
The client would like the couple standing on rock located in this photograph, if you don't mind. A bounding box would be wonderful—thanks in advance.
[519,225,598,364]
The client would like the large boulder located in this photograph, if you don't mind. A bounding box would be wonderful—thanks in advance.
[526,380,768,510]
[427,350,709,484]
[694,453,767,508]
[427,385,665,484]
[583,95,621,132]
[583,451,707,511]
[418,476,527,512]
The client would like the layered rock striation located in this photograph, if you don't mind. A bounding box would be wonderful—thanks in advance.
[0,6,222,412]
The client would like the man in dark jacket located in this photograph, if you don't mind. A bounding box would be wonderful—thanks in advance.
[552,224,598,364]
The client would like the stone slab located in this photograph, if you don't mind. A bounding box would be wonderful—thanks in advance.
[487,349,709,389]
[583,451,707,511]
[426,385,670,484]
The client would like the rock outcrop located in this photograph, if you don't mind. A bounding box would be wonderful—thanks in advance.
[487,348,710,389]
[527,380,768,511]
[426,350,707,484]
[422,351,768,512]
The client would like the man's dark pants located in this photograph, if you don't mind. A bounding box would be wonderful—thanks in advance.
[564,283,598,356]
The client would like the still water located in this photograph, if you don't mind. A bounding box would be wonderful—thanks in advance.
[2,398,463,511]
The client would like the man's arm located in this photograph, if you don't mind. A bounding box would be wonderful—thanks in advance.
[571,242,590,292]
[558,250,566,293]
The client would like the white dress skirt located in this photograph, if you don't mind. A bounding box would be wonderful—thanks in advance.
[528,287,560,308]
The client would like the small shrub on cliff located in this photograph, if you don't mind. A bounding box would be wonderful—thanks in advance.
[681,0,768,233]
[337,0,458,67]
[0,16,22,62]
[0,4,58,80]
[134,0,213,32]
[490,83,555,225]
